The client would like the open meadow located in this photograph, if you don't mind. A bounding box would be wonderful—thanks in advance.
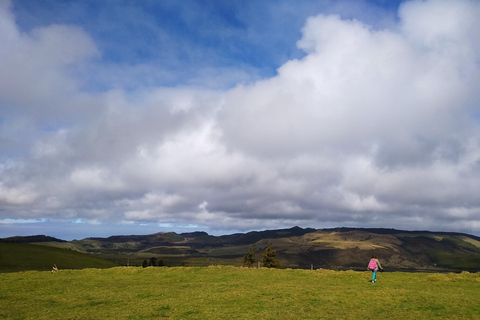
[1,266,479,319]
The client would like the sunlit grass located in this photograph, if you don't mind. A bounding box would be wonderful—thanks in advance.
[1,266,479,319]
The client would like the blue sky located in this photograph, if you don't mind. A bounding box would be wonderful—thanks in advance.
[1,0,480,240]
[11,0,403,89]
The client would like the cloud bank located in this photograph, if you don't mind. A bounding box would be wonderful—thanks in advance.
[1,0,480,239]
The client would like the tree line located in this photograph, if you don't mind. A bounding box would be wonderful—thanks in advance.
[243,244,281,268]
[142,257,165,268]
[141,243,281,268]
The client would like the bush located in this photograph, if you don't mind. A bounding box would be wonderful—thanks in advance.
[243,245,257,267]
[262,244,281,268]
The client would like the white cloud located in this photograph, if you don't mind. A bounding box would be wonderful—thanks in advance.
[0,218,45,224]
[0,182,37,206]
[215,0,480,232]
[69,167,125,192]
[0,5,98,109]
[400,0,480,49]
[2,0,480,238]
[220,7,479,162]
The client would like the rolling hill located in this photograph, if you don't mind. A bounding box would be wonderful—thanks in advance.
[2,227,480,272]
[0,243,118,272]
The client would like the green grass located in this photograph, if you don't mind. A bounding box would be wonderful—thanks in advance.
[1,266,479,319]
[427,250,480,271]
[0,243,118,272]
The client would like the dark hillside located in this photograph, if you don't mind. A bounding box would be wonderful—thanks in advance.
[87,232,183,244]
[326,227,480,242]
[181,231,209,238]
[185,226,316,248]
[259,229,480,271]
[229,226,316,245]
[0,235,66,243]
[72,232,186,253]
[0,243,118,272]
[4,227,480,272]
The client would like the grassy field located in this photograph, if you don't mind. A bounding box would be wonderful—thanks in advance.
[0,243,118,272]
[1,266,480,319]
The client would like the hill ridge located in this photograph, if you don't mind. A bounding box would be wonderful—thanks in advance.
[3,227,480,272]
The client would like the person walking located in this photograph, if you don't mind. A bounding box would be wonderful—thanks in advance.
[368,254,383,283]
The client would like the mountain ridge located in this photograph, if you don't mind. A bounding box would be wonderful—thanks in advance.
[2,226,480,272]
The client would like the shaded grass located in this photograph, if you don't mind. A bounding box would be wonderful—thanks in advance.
[98,253,244,268]
[427,250,480,272]
[0,267,479,319]
[0,243,118,272]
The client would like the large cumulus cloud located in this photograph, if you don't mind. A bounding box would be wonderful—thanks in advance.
[1,0,480,238]
[219,0,480,228]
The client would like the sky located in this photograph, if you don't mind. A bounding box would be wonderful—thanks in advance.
[1,0,480,240]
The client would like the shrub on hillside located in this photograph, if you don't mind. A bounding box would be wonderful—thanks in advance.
[243,245,257,267]
[262,244,281,268]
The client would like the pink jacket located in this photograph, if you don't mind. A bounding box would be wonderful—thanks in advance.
[367,258,382,271]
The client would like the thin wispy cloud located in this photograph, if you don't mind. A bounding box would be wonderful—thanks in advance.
[1,0,480,240]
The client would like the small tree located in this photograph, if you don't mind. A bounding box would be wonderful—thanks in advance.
[262,244,281,268]
[243,244,257,267]
[150,257,157,267]
[142,260,148,268]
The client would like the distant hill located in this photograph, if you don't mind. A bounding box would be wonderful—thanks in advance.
[0,235,66,243]
[3,227,480,272]
[0,243,118,272]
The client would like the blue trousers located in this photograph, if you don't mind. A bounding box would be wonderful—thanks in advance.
[372,270,377,282]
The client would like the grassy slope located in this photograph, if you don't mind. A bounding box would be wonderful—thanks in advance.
[0,243,118,272]
[0,266,479,319]
[20,228,480,272]
[119,232,477,270]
